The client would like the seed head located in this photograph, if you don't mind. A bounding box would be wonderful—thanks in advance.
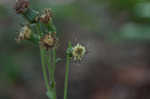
[40,33,56,50]
[14,0,29,14]
[16,25,31,42]
[72,43,86,61]
[39,8,52,24]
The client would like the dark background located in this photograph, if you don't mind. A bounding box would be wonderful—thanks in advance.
[1,0,150,99]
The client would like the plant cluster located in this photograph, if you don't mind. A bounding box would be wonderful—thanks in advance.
[14,0,86,99]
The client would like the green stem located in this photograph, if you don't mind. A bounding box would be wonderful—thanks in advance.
[46,50,53,81]
[52,48,57,99]
[40,47,50,91]
[52,48,56,80]
[64,42,71,99]
[45,49,57,99]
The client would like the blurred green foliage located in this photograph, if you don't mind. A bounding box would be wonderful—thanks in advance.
[107,0,150,41]
[0,54,21,84]
[120,23,150,40]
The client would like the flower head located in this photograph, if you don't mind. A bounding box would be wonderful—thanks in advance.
[16,25,31,42]
[72,43,86,61]
[39,8,52,24]
[14,0,29,14]
[40,33,56,50]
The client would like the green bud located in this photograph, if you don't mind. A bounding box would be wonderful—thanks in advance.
[23,8,39,23]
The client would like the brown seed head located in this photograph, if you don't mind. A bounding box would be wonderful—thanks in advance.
[40,33,56,50]
[39,8,52,24]
[14,0,29,14]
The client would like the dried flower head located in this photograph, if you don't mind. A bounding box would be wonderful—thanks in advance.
[40,33,56,50]
[39,8,52,24]
[16,25,31,42]
[72,43,86,61]
[14,0,29,14]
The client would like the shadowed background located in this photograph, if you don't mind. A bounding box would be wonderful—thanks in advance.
[1,0,150,99]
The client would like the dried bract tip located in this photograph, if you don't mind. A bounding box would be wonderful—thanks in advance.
[39,8,52,24]
[72,43,86,61]
[14,0,29,14]
[16,26,31,42]
[40,33,56,50]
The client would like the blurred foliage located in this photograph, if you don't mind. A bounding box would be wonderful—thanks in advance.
[107,0,150,42]
[135,2,150,18]
[49,0,150,41]
[120,23,150,40]
[0,54,21,84]
[20,0,150,41]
